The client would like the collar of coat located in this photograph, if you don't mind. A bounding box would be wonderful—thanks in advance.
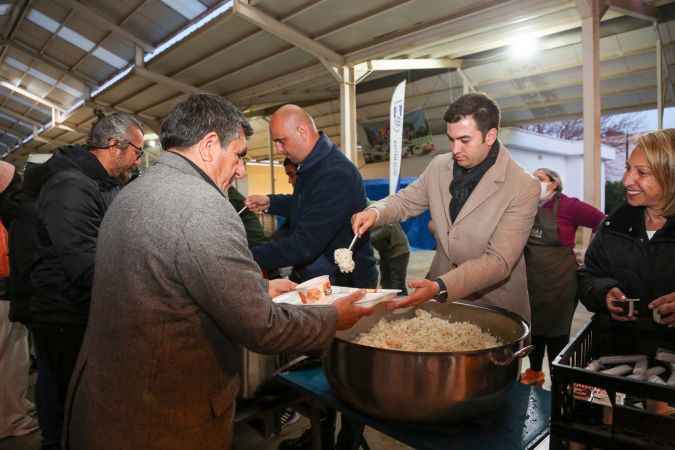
[446,140,509,181]
[158,151,226,198]
[602,202,675,240]
[297,132,334,174]
[443,141,511,224]
[29,144,120,195]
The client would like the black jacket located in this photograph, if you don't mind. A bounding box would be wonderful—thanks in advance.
[251,133,377,288]
[578,203,675,317]
[7,185,40,324]
[28,145,121,325]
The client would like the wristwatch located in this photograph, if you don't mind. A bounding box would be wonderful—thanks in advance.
[434,278,448,303]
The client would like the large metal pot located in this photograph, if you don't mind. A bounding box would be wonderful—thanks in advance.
[323,301,532,423]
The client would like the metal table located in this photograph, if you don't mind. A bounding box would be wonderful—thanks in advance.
[278,367,551,450]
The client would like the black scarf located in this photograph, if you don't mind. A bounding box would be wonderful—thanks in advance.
[449,141,500,222]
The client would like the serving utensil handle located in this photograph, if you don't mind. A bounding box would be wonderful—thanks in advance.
[348,234,358,251]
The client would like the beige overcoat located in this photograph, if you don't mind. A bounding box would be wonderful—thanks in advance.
[373,145,539,321]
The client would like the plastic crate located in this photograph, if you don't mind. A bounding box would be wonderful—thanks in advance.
[551,315,675,450]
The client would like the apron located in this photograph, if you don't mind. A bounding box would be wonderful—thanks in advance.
[525,194,578,337]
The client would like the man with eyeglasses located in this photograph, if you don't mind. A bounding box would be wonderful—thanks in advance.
[26,112,143,450]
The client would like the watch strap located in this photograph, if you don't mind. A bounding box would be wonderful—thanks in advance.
[434,278,448,303]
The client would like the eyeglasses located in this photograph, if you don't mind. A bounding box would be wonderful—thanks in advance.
[95,140,144,160]
[126,141,144,160]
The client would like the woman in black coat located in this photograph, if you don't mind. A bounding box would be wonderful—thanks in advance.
[579,129,675,325]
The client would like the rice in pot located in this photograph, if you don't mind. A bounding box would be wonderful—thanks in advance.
[353,309,502,352]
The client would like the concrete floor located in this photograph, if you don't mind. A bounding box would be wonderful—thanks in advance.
[1,249,593,450]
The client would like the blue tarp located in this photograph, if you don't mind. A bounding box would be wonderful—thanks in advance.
[364,177,437,250]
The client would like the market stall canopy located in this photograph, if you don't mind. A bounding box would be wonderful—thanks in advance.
[1,0,674,166]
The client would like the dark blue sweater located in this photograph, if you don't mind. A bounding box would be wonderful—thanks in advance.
[252,133,377,288]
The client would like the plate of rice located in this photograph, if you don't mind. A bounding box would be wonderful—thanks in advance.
[273,275,400,307]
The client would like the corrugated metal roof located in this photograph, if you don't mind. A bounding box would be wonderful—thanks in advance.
[2,0,674,166]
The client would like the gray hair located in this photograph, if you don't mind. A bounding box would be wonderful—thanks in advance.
[535,168,563,192]
[160,94,252,150]
[87,111,144,149]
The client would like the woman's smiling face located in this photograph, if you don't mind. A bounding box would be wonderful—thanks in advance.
[623,146,665,210]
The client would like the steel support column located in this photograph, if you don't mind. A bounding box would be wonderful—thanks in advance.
[339,65,357,163]
[577,0,602,212]
[657,27,664,130]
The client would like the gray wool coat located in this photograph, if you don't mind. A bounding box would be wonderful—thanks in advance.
[64,152,337,450]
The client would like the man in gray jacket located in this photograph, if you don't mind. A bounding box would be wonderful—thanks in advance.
[64,95,372,450]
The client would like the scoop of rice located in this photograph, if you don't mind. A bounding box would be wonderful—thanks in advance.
[354,309,502,352]
[334,248,355,273]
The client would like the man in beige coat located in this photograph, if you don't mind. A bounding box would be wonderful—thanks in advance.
[353,93,539,321]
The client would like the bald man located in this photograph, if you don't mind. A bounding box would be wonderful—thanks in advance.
[246,105,377,289]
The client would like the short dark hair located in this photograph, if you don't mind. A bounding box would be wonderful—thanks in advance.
[87,111,144,149]
[443,92,501,138]
[160,94,253,150]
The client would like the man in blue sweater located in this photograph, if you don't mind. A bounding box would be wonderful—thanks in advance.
[246,105,377,289]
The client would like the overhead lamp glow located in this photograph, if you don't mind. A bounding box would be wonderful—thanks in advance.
[509,34,540,60]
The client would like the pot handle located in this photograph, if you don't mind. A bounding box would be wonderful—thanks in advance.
[490,345,534,366]
[513,345,534,359]
[271,355,309,377]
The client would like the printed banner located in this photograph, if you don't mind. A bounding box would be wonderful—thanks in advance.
[389,80,406,196]
[361,111,434,166]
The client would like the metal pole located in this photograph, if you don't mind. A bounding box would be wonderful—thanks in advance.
[268,118,275,194]
[625,131,629,161]
[657,25,664,130]
[579,0,602,210]
[339,65,358,162]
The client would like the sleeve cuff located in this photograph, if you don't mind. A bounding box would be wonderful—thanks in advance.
[367,206,381,224]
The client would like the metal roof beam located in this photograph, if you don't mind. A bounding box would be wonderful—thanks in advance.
[224,1,575,104]
[233,0,344,66]
[87,100,161,133]
[310,63,658,128]
[0,125,26,140]
[7,41,99,87]
[129,0,439,115]
[367,58,462,72]
[132,67,212,96]
[0,81,66,111]
[55,122,89,135]
[345,0,571,64]
[33,134,71,147]
[606,0,657,23]
[52,0,155,52]
[3,0,33,41]
[0,105,43,128]
[0,0,34,66]
[227,65,326,104]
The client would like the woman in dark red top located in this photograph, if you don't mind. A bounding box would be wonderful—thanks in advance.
[520,168,605,385]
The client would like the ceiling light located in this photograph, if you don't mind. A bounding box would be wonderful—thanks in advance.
[509,34,540,60]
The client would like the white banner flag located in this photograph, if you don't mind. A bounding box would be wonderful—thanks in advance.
[389,80,406,196]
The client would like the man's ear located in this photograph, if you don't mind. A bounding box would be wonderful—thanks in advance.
[484,128,498,146]
[198,132,219,162]
[296,124,306,140]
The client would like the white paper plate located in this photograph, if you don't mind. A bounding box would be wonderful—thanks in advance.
[273,285,400,307]
[295,275,330,290]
